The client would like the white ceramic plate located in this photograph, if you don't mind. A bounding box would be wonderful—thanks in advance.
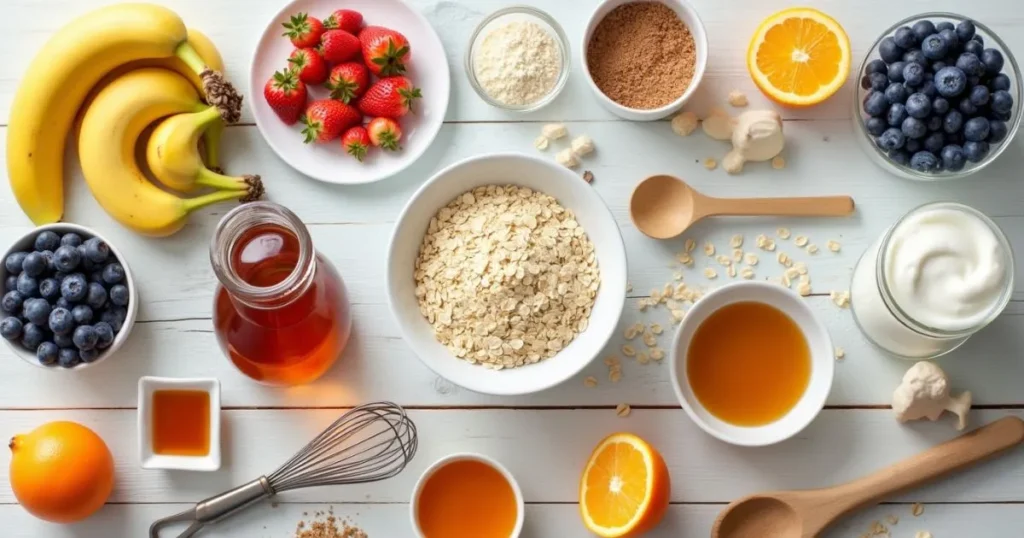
[249,0,450,184]
[386,154,627,395]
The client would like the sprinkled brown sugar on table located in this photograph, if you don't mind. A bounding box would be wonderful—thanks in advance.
[586,2,697,109]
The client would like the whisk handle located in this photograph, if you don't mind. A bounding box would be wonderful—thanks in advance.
[149,477,275,537]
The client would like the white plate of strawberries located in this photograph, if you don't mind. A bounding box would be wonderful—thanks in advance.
[250,0,450,184]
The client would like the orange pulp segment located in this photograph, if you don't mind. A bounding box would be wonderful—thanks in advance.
[579,432,671,537]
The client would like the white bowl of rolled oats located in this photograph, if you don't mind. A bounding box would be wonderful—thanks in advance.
[387,153,627,395]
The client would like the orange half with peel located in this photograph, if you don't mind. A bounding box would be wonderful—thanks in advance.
[747,7,851,107]
[579,432,671,537]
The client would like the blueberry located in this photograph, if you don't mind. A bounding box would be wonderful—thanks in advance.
[902,63,926,87]
[963,140,990,162]
[990,109,1011,122]
[94,321,114,350]
[927,115,944,132]
[72,325,99,351]
[88,271,104,285]
[905,138,922,153]
[892,26,916,49]
[932,61,947,72]
[101,263,125,285]
[934,66,968,97]
[4,276,16,292]
[972,35,985,47]
[79,348,100,363]
[100,310,122,333]
[938,28,960,51]
[981,49,1005,75]
[52,245,81,272]
[878,128,906,151]
[958,97,978,115]
[879,36,904,64]
[866,72,888,92]
[923,132,946,153]
[940,144,967,171]
[887,61,906,83]
[991,90,1013,114]
[20,252,46,278]
[883,102,906,126]
[888,150,910,166]
[59,233,83,248]
[21,323,46,350]
[1,290,24,314]
[903,49,928,66]
[0,317,23,341]
[956,20,976,42]
[963,117,991,141]
[921,34,948,60]
[71,304,93,325]
[36,341,59,366]
[912,20,937,42]
[969,75,982,88]
[57,348,80,368]
[989,119,1008,143]
[990,73,1011,91]
[860,75,872,90]
[111,307,128,332]
[935,21,955,33]
[23,298,51,326]
[4,252,27,275]
[866,58,887,74]
[85,282,107,310]
[955,53,985,77]
[884,83,909,105]
[77,245,95,272]
[39,250,54,271]
[60,273,88,303]
[901,116,928,139]
[38,278,59,302]
[48,307,73,335]
[82,237,110,264]
[905,93,932,118]
[968,85,991,107]
[109,284,129,307]
[55,297,70,310]
[53,332,73,348]
[963,39,983,57]
[944,109,964,133]
[932,97,950,114]
[33,231,60,252]
[910,150,940,172]
[16,273,39,298]
[865,116,887,136]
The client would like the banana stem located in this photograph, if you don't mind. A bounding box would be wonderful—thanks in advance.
[175,42,206,74]
[181,189,251,213]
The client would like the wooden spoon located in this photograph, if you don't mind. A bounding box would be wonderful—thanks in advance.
[712,416,1024,538]
[629,175,855,239]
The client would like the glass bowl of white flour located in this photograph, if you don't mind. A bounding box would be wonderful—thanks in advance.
[466,6,570,112]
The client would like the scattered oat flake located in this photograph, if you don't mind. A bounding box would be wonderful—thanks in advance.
[703,157,718,170]
[621,345,636,357]
[808,244,819,254]
[616,403,631,417]
[534,135,550,150]
[777,227,791,239]
[885,515,899,526]
[650,323,663,335]
[727,265,737,278]
[771,155,786,169]
[869,521,888,535]
[732,248,743,262]
[673,272,683,280]
[716,254,732,267]
[830,290,851,308]
[649,348,665,360]
[740,267,755,280]
[730,234,744,248]
[609,369,622,383]
[704,268,718,279]
[677,252,694,267]
[777,252,790,265]
[794,235,809,247]
[624,326,639,340]
[915,532,932,538]
[827,240,840,252]
[744,253,758,265]
[794,262,808,275]
[727,89,749,107]
[798,282,811,296]
[642,331,657,347]
[761,238,776,251]
[911,503,924,517]
[685,238,696,253]
[704,242,715,256]
[637,352,650,364]
[835,347,845,360]
[583,376,598,388]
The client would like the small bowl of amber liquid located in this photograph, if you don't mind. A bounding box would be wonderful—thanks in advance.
[138,377,221,471]
[411,453,524,538]
[669,281,834,447]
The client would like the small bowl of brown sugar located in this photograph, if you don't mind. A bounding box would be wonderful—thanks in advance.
[583,0,707,121]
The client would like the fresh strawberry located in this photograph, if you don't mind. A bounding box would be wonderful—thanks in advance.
[324,9,363,34]
[264,68,307,125]
[341,126,372,161]
[301,99,362,143]
[325,62,370,104]
[281,12,325,48]
[356,76,422,119]
[367,117,403,151]
[288,48,328,85]
[359,26,411,76]
[320,29,361,64]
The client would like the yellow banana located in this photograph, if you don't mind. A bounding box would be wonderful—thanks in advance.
[78,68,251,237]
[147,107,264,196]
[7,4,242,224]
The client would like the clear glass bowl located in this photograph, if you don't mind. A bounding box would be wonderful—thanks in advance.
[465,6,571,112]
[852,13,1023,181]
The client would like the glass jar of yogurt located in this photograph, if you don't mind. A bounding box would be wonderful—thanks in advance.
[850,202,1014,359]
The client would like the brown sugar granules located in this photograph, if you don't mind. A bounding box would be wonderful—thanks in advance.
[586,2,697,109]
[295,513,368,538]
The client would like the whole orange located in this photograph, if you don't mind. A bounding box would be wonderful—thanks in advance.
[9,421,114,523]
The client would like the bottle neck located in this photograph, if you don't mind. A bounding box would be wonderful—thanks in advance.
[210,202,315,309]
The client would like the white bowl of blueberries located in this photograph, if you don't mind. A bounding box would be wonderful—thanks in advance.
[0,224,137,369]
[855,14,1021,180]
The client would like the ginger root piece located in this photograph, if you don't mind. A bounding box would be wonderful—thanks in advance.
[892,361,972,430]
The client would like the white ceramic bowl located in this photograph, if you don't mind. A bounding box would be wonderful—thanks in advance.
[581,0,708,121]
[0,223,138,370]
[138,376,222,471]
[409,453,524,537]
[669,281,834,446]
[249,0,451,184]
[386,153,627,395]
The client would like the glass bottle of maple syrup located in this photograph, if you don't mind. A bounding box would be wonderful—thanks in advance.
[210,202,351,386]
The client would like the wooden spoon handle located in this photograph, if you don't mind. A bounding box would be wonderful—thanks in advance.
[701,195,855,218]
[820,417,1024,526]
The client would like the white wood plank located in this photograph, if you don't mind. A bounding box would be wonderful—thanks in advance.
[0,409,1021,504]
[1,502,1017,538]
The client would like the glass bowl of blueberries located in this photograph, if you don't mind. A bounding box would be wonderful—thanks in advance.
[0,224,137,369]
[854,14,1021,180]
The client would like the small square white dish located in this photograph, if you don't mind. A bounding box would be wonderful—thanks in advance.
[137,376,221,471]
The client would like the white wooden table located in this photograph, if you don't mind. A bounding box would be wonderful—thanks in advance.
[2,0,1024,536]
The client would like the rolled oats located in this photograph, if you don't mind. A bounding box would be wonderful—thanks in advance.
[649,348,665,360]
[685,238,696,253]
[807,244,819,254]
[727,265,737,278]
[704,242,716,256]
[622,345,636,357]
[730,234,744,248]
[650,323,663,335]
[414,185,599,369]
[583,376,598,387]
[911,503,924,517]
[704,268,718,279]
[703,157,718,170]
[745,253,759,266]
[777,227,791,239]
[740,267,755,280]
[616,403,631,417]
[794,235,808,247]
[827,240,841,252]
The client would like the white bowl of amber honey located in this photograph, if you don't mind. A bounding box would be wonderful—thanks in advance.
[138,376,221,471]
[669,281,834,447]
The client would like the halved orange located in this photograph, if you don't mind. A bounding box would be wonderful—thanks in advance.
[747,7,851,107]
[579,432,671,537]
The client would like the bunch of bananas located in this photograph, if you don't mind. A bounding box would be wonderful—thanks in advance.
[7,3,262,237]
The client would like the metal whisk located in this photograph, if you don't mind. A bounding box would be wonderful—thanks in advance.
[150,401,418,537]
